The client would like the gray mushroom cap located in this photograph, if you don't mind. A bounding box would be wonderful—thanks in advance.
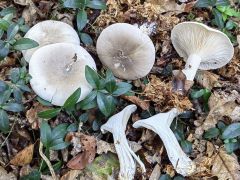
[29,43,96,106]
[171,22,234,70]
[96,23,155,80]
[22,20,80,62]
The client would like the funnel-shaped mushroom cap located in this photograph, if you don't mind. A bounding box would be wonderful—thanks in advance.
[96,23,155,80]
[29,43,96,106]
[171,22,234,70]
[22,20,80,62]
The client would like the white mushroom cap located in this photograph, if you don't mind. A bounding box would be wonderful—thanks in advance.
[171,22,234,70]
[96,23,155,80]
[22,20,80,62]
[29,43,96,106]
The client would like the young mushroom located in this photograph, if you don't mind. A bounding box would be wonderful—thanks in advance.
[133,108,196,176]
[171,22,234,82]
[101,105,146,180]
[22,20,80,62]
[29,43,96,106]
[96,23,155,80]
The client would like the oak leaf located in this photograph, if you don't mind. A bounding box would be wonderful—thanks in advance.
[10,144,34,166]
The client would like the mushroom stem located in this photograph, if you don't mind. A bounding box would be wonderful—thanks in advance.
[182,54,201,81]
[133,108,196,176]
[101,105,146,180]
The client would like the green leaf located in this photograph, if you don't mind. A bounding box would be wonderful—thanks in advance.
[160,174,172,180]
[215,0,230,6]
[173,176,185,180]
[0,7,16,16]
[212,8,224,29]
[92,119,101,131]
[7,23,19,41]
[0,80,7,92]
[85,65,100,89]
[0,110,9,133]
[204,127,220,139]
[37,97,52,107]
[105,80,117,93]
[40,121,52,147]
[0,89,11,104]
[195,0,213,8]
[0,19,10,31]
[112,82,132,96]
[50,141,70,150]
[78,90,97,110]
[63,88,81,110]
[225,20,237,30]
[2,103,24,112]
[105,69,115,82]
[80,32,93,45]
[13,88,23,103]
[51,123,68,139]
[97,92,115,117]
[79,112,88,123]
[0,40,9,60]
[86,0,107,9]
[191,88,210,99]
[77,9,88,31]
[63,0,87,8]
[222,123,240,139]
[20,170,41,180]
[10,68,20,83]
[38,108,61,119]
[13,38,39,50]
[180,140,192,154]
[67,123,78,132]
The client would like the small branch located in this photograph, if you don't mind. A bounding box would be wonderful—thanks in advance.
[39,142,58,180]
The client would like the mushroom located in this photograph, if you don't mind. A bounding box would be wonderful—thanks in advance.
[96,23,155,80]
[171,22,234,81]
[101,105,146,180]
[22,20,80,62]
[29,43,96,106]
[133,108,196,176]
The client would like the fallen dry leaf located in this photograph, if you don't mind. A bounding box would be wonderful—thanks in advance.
[211,149,240,180]
[60,170,81,180]
[149,164,161,180]
[97,140,115,154]
[67,134,96,170]
[121,95,150,110]
[195,70,220,90]
[10,144,34,166]
[0,166,17,180]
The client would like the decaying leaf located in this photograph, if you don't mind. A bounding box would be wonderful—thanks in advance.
[202,91,239,130]
[65,132,82,156]
[0,166,17,180]
[97,140,115,154]
[211,149,240,180]
[144,75,192,111]
[149,164,161,180]
[67,134,96,170]
[121,95,150,110]
[10,144,34,166]
[60,170,81,180]
[195,70,220,90]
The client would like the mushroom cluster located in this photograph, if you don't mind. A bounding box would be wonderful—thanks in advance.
[23,20,96,106]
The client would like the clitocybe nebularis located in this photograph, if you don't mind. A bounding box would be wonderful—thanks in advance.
[133,108,196,176]
[96,23,155,80]
[171,22,234,81]
[29,43,96,106]
[22,20,80,62]
[101,105,146,180]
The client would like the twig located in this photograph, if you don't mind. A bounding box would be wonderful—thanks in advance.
[39,142,58,180]
[0,118,17,149]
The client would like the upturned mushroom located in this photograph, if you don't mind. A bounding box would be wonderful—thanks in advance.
[29,43,96,106]
[22,20,80,62]
[96,23,155,80]
[171,22,234,81]
[101,105,146,180]
[133,108,196,176]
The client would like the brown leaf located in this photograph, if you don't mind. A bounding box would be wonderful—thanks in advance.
[67,134,96,170]
[211,149,240,180]
[96,140,115,154]
[121,95,150,110]
[0,166,17,180]
[195,70,220,90]
[172,70,186,94]
[60,170,81,180]
[149,164,161,180]
[10,144,34,166]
